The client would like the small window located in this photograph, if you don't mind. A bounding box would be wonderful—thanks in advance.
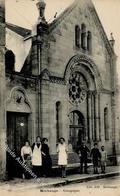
[75,25,80,47]
[81,23,86,50]
[5,50,15,72]
[87,31,92,51]
[104,107,109,140]
[56,101,62,142]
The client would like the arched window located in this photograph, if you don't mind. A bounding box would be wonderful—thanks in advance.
[81,23,86,50]
[87,31,92,51]
[56,101,62,142]
[5,50,15,72]
[75,25,80,47]
[104,107,109,140]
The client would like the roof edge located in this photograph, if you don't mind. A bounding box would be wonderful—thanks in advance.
[49,0,77,32]
[88,4,115,56]
[6,22,31,38]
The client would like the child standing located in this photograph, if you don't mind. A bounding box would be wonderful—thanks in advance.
[100,146,107,174]
[90,143,101,174]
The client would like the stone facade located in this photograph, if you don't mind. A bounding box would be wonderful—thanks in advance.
[3,0,119,178]
[0,0,6,179]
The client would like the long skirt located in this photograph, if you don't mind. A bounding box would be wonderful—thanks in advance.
[42,155,52,176]
[23,154,32,179]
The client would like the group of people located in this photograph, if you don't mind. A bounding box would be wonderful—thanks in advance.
[21,136,52,179]
[21,136,68,179]
[77,142,107,174]
[21,136,107,179]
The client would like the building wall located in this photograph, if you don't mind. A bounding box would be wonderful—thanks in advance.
[6,28,32,72]
[37,0,116,156]
[6,74,38,145]
[0,0,6,179]
[48,1,112,90]
[4,0,118,176]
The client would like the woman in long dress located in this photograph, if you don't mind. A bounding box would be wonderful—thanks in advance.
[32,136,42,177]
[41,138,52,177]
[57,137,68,178]
[21,140,32,179]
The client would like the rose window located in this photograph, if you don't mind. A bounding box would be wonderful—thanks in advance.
[69,72,87,104]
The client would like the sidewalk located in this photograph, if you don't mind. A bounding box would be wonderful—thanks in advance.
[0,166,119,191]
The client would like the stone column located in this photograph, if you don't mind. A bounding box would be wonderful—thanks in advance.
[91,91,95,141]
[88,91,92,142]
[95,92,100,141]
[98,93,101,141]
[0,0,6,179]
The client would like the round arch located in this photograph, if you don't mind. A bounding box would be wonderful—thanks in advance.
[64,54,103,91]
[6,86,32,113]
[68,110,86,151]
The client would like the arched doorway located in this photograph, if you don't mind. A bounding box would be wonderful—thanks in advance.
[69,111,85,151]
[6,87,32,179]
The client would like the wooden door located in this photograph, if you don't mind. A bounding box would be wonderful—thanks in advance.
[6,112,28,178]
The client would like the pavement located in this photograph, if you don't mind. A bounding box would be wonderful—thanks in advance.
[0,166,119,192]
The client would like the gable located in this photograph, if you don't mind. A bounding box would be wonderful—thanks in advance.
[49,0,114,56]
[47,0,114,90]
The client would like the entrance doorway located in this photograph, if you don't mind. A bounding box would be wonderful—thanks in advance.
[6,112,29,178]
[69,111,85,151]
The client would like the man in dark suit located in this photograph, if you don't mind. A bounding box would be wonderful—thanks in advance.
[77,142,90,174]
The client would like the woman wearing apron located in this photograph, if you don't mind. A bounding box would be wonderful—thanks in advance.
[57,137,68,178]
[32,136,42,177]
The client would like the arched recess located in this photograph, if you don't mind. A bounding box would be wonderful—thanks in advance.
[64,54,103,91]
[6,86,33,178]
[69,110,85,151]
[64,55,102,145]
[56,101,62,142]
[6,86,32,113]
[5,50,15,72]
[75,25,80,47]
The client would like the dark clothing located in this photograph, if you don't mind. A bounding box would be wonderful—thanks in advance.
[79,146,90,159]
[32,166,42,177]
[41,143,52,177]
[90,147,101,173]
[90,148,101,166]
[23,154,32,179]
[32,142,41,151]
[77,145,90,173]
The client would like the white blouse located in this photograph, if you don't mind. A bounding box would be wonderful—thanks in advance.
[21,146,32,157]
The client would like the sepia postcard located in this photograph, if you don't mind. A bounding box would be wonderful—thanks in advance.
[0,0,120,195]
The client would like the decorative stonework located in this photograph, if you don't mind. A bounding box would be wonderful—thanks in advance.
[50,75,66,85]
[69,72,87,104]
[6,87,32,113]
[12,90,25,105]
[6,73,36,91]
[64,54,103,90]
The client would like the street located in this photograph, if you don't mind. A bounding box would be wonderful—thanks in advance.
[0,176,119,196]
[62,176,120,188]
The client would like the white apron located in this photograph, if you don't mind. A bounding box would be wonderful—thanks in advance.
[32,144,42,166]
[57,143,68,166]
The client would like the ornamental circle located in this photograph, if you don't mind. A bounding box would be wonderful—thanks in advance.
[69,72,87,104]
